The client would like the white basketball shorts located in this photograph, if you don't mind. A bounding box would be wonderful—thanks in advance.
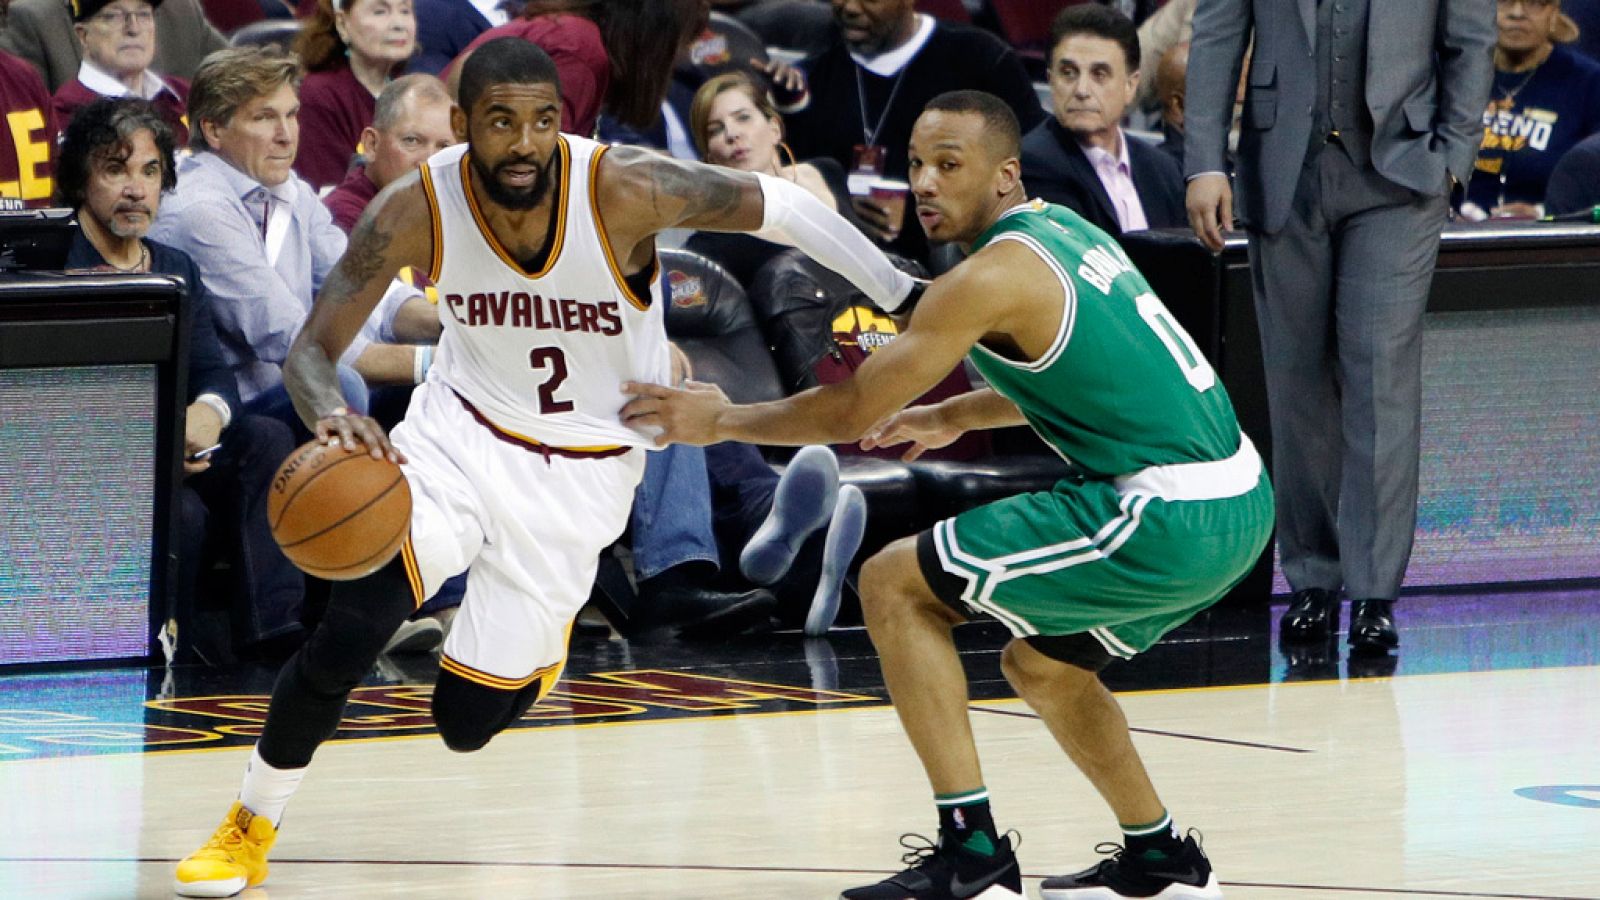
[388,380,645,694]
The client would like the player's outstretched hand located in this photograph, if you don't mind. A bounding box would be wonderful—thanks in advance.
[860,404,962,462]
[620,380,730,447]
[315,407,407,464]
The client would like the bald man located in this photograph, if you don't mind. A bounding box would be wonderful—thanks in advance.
[1155,41,1189,167]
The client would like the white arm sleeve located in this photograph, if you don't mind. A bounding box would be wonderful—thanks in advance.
[752,172,916,313]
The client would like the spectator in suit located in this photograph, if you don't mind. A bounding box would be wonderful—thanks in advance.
[0,0,223,91]
[780,0,1045,263]
[1545,128,1600,215]
[149,47,438,442]
[1021,4,1185,236]
[293,0,418,188]
[52,0,189,144]
[59,97,305,663]
[0,0,56,209]
[1463,0,1600,218]
[1186,0,1494,657]
[323,72,455,233]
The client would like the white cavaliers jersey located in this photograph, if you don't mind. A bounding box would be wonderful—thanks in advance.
[418,136,672,448]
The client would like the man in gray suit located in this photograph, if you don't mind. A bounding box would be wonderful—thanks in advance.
[1184,0,1494,656]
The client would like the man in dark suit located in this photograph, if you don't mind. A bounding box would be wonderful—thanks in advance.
[1185,0,1494,656]
[1021,4,1185,237]
[59,96,304,663]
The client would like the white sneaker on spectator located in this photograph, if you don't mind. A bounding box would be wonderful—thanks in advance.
[806,484,866,637]
[741,445,839,585]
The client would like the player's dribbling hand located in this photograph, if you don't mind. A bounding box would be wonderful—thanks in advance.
[620,380,729,447]
[316,407,408,464]
[860,405,962,462]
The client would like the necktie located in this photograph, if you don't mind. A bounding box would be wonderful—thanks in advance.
[249,188,273,241]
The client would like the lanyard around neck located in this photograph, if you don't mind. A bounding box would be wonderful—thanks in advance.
[854,62,911,149]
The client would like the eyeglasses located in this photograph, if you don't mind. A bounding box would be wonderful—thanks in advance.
[88,8,155,28]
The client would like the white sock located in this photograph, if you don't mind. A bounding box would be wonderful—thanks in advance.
[238,746,307,828]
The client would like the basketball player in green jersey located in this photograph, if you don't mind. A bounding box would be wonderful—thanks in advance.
[624,89,1273,900]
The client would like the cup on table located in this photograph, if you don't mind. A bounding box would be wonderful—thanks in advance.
[868,178,910,240]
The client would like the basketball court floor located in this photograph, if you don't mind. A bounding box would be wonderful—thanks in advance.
[1,589,1597,900]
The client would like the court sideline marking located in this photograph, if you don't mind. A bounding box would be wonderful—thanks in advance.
[0,857,1590,899]
[968,703,1314,753]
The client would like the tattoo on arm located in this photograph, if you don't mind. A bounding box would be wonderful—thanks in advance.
[647,158,743,225]
[324,217,396,304]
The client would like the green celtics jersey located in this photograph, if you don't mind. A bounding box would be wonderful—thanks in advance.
[968,200,1241,478]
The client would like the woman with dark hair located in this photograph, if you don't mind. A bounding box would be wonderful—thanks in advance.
[293,0,417,188]
[447,0,709,136]
[685,70,864,288]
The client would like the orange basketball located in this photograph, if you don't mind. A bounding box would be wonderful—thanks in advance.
[267,440,412,580]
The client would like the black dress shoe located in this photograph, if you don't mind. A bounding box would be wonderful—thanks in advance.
[1348,598,1398,655]
[1280,588,1339,643]
[635,586,779,641]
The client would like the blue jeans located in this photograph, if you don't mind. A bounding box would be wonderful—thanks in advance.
[243,364,370,444]
[631,444,721,581]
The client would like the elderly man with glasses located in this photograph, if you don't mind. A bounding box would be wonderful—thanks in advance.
[51,0,189,143]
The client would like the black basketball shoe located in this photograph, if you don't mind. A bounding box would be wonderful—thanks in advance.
[841,832,1024,899]
[1039,832,1221,899]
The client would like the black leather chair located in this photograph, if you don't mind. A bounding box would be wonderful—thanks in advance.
[678,11,771,83]
[660,248,785,405]
[666,247,922,550]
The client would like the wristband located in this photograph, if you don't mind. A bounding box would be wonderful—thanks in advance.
[194,393,232,430]
[413,345,434,384]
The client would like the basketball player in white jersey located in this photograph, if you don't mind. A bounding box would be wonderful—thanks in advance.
[173,38,921,898]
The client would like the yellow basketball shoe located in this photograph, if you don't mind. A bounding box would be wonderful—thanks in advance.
[174,802,277,897]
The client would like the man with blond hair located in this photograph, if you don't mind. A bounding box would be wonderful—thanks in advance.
[150,46,440,441]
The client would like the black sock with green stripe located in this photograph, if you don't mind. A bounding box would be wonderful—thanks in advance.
[935,788,999,856]
[1122,811,1183,862]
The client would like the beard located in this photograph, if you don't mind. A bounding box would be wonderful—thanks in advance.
[108,206,152,240]
[470,150,554,211]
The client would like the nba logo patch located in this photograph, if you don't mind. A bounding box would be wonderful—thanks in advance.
[952,808,966,829]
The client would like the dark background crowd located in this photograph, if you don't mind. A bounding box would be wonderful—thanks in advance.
[2,0,1597,667]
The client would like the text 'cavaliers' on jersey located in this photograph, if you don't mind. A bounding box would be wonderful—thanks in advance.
[418,135,673,450]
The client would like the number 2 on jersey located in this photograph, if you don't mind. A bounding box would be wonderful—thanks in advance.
[1133,293,1216,392]
[529,347,574,413]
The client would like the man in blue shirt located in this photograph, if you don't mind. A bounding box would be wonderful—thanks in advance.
[150,45,440,439]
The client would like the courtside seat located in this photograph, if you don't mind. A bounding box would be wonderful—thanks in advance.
[662,249,922,552]
[677,11,771,83]
[660,249,785,405]
[837,455,921,530]
[908,456,1074,525]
